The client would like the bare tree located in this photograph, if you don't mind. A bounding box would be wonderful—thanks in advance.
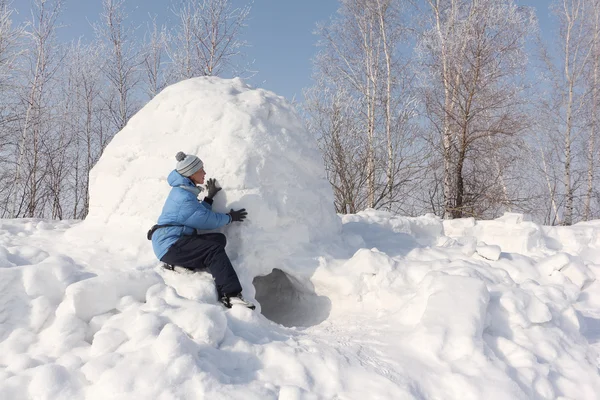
[537,0,598,225]
[0,0,24,216]
[304,84,369,213]
[142,16,168,99]
[417,0,535,218]
[373,0,419,210]
[313,0,378,208]
[554,0,595,224]
[96,0,140,132]
[0,0,21,89]
[11,0,63,218]
[46,79,72,219]
[528,111,564,225]
[0,0,249,220]
[167,0,251,80]
[311,0,420,213]
[584,0,600,220]
[65,40,107,218]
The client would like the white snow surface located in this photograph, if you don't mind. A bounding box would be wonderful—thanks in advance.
[2,78,600,399]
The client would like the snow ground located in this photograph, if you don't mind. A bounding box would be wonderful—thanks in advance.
[1,213,600,399]
[2,77,600,399]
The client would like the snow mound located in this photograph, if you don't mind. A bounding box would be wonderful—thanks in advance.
[69,77,341,272]
[2,214,600,399]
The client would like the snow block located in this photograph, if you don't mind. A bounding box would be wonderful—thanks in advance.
[6,354,41,373]
[559,260,595,289]
[525,295,552,324]
[412,272,490,360]
[537,253,595,289]
[444,216,546,256]
[56,271,162,321]
[543,223,600,254]
[38,314,89,356]
[22,258,87,304]
[153,323,201,363]
[406,214,444,246]
[494,213,532,224]
[90,328,129,357]
[164,303,227,347]
[29,296,54,332]
[457,236,477,257]
[341,211,440,255]
[442,217,476,237]
[490,289,553,335]
[28,364,83,400]
[475,242,502,261]
[0,245,15,267]
[538,253,571,276]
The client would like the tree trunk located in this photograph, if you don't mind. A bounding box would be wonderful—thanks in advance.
[13,71,40,218]
[564,79,574,226]
[429,0,455,219]
[585,6,599,220]
[376,0,394,209]
[454,148,466,218]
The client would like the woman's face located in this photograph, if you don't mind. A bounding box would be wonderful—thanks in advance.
[190,167,206,185]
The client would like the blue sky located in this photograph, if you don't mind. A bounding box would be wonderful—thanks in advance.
[13,0,339,101]
[13,0,554,101]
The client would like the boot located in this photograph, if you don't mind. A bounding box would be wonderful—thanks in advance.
[219,293,256,310]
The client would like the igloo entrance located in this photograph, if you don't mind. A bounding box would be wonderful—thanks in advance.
[253,269,331,328]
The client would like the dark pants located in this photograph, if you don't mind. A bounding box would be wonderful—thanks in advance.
[161,233,242,297]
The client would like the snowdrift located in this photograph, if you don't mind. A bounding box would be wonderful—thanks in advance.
[1,78,600,399]
[0,211,600,399]
[1,213,600,399]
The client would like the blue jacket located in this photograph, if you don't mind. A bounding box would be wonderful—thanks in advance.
[152,170,231,259]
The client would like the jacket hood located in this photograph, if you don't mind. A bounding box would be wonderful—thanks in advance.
[167,170,194,187]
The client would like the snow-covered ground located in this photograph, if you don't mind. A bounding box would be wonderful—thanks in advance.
[1,214,600,399]
[1,78,600,399]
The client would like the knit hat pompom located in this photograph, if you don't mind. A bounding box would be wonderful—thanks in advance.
[175,151,186,162]
[175,151,204,177]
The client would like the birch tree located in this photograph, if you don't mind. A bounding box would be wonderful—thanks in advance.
[168,0,251,81]
[0,0,23,215]
[67,41,107,218]
[304,85,368,213]
[96,0,139,132]
[311,0,419,213]
[373,0,419,210]
[417,0,535,218]
[142,17,167,99]
[0,0,21,90]
[47,71,73,219]
[11,0,63,218]
[538,0,597,225]
[555,0,595,224]
[583,0,600,220]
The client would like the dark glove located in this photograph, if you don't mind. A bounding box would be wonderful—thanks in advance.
[228,208,247,222]
[206,178,222,199]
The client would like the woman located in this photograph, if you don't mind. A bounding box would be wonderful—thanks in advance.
[149,151,254,309]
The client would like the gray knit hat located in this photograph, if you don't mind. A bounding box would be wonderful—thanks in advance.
[175,151,204,177]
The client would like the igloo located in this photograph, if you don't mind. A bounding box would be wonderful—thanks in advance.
[75,77,341,324]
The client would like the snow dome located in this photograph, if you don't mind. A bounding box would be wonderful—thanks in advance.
[78,77,341,287]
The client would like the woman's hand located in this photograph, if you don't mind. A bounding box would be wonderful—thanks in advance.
[206,178,222,199]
